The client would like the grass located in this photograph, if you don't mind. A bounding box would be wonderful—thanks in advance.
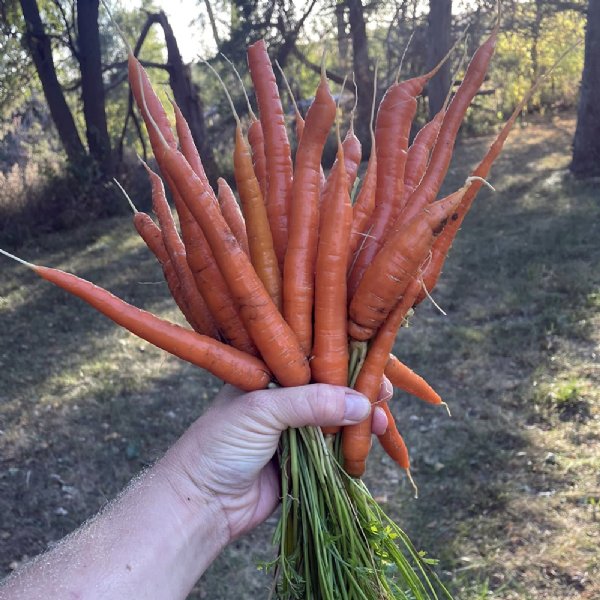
[1,114,599,598]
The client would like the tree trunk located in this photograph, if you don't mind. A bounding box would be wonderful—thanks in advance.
[571,0,600,178]
[335,1,348,69]
[19,0,86,165]
[77,0,112,174]
[427,0,452,119]
[346,0,373,156]
[137,11,219,185]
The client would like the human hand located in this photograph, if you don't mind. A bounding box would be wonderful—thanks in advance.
[159,381,392,543]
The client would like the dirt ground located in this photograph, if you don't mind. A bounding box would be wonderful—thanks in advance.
[0,115,598,599]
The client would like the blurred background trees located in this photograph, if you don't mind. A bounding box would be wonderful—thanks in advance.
[0,0,593,244]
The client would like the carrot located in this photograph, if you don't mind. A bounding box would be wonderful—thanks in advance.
[385,354,442,406]
[131,211,198,331]
[343,279,422,477]
[402,109,445,201]
[142,162,220,340]
[161,145,309,386]
[132,55,309,386]
[247,40,293,270]
[276,59,306,144]
[399,25,499,226]
[0,249,271,391]
[377,402,414,493]
[222,54,269,201]
[233,124,283,310]
[128,54,177,151]
[170,97,215,199]
[348,70,378,269]
[247,119,268,201]
[115,179,212,336]
[346,51,455,299]
[311,135,352,388]
[283,65,337,355]
[415,71,551,306]
[216,177,250,257]
[348,184,469,341]
[402,41,467,202]
[205,59,283,310]
[129,59,257,354]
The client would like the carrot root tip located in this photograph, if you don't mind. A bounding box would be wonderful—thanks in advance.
[466,175,495,192]
[0,248,36,269]
[441,401,452,417]
[406,468,418,499]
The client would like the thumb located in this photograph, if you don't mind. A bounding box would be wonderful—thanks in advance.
[242,384,371,433]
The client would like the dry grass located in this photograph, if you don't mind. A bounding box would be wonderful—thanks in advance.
[0,114,598,598]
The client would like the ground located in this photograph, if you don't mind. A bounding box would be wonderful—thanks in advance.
[0,115,598,599]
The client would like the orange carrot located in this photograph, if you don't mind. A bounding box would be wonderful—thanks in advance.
[343,279,422,477]
[233,124,283,310]
[144,163,219,339]
[205,60,283,311]
[162,146,309,386]
[170,97,215,199]
[399,26,499,226]
[348,185,468,341]
[0,249,271,391]
[385,354,442,405]
[415,76,542,306]
[403,109,445,200]
[378,402,411,473]
[132,211,206,335]
[247,40,293,270]
[311,136,352,387]
[283,67,337,354]
[129,59,257,355]
[216,177,250,257]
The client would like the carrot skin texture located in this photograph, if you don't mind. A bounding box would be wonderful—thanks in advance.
[171,98,216,199]
[348,140,377,266]
[378,402,410,470]
[321,125,362,208]
[133,212,199,332]
[160,145,310,387]
[247,118,268,200]
[349,187,467,341]
[232,126,282,310]
[385,354,442,405]
[311,142,352,386]
[217,176,250,257]
[247,40,293,270]
[146,166,219,339]
[283,73,337,355]
[33,265,271,391]
[343,280,421,477]
[403,110,445,200]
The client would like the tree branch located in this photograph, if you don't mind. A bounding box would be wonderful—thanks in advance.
[291,46,349,86]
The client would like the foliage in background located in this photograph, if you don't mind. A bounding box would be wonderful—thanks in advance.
[0,0,588,246]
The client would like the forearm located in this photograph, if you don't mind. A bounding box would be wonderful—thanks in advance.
[0,460,229,600]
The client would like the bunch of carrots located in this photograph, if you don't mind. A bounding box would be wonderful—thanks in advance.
[2,6,556,597]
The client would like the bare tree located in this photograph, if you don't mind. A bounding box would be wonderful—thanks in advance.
[19,0,86,165]
[427,0,452,119]
[346,0,374,155]
[77,0,112,174]
[571,0,600,178]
